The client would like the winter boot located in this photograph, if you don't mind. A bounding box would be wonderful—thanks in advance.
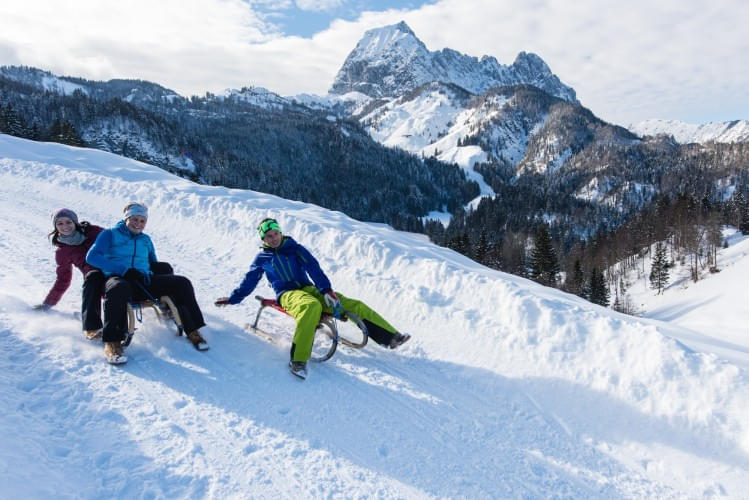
[86,329,102,340]
[186,330,209,351]
[104,341,127,365]
[289,361,307,380]
[388,332,411,349]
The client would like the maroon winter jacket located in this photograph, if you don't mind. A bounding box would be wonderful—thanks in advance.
[43,224,104,306]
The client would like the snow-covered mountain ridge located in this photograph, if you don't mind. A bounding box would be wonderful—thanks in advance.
[0,66,292,111]
[219,86,289,109]
[630,118,749,144]
[351,81,640,207]
[1,134,748,497]
[299,23,653,215]
[330,21,577,103]
[0,66,89,96]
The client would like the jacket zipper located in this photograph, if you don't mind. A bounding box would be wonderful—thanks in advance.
[131,235,137,269]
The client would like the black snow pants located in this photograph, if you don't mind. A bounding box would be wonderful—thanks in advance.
[81,270,106,331]
[101,273,205,343]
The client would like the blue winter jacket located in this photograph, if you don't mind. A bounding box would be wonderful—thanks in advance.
[86,220,157,279]
[228,236,331,304]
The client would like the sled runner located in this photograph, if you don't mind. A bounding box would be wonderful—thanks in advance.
[125,295,183,347]
[248,295,369,362]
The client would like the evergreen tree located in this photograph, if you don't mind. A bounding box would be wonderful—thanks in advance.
[48,118,84,146]
[731,189,749,233]
[529,224,559,287]
[1,104,27,137]
[589,267,610,306]
[0,104,7,133]
[740,197,749,236]
[61,120,84,146]
[447,231,470,256]
[475,229,489,264]
[484,241,503,270]
[567,259,585,297]
[501,233,526,276]
[27,123,42,141]
[649,242,670,294]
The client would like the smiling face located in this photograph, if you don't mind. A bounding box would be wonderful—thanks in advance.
[125,215,148,234]
[262,229,283,248]
[55,216,76,236]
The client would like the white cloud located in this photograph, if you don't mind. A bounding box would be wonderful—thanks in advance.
[394,0,749,124]
[0,0,276,83]
[0,0,747,125]
[295,0,345,11]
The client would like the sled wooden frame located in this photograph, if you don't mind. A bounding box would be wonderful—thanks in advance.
[125,296,183,346]
[250,295,369,362]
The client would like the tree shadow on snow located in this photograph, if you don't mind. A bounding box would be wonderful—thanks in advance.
[645,295,719,322]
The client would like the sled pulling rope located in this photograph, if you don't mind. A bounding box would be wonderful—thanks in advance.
[123,282,184,347]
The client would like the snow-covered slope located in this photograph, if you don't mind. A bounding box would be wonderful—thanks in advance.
[622,228,749,370]
[1,134,747,498]
[355,83,630,207]
[361,82,493,202]
[631,119,749,144]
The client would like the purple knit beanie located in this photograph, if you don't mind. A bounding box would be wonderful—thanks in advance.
[52,208,79,227]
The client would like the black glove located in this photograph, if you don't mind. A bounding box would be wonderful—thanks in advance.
[150,261,173,275]
[123,268,144,284]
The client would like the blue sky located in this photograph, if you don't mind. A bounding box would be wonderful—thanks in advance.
[0,0,747,126]
[252,1,436,38]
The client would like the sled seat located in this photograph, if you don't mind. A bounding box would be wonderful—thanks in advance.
[252,295,368,349]
[254,297,340,321]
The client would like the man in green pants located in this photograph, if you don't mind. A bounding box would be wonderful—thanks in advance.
[215,218,410,379]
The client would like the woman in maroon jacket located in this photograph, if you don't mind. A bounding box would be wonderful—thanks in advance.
[34,208,106,339]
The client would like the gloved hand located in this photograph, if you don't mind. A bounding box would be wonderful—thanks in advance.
[32,303,51,312]
[323,290,342,318]
[323,290,341,309]
[123,268,145,284]
[214,297,231,307]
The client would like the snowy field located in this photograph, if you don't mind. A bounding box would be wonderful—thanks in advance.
[628,229,749,372]
[0,134,747,498]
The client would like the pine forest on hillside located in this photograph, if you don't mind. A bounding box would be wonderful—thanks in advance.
[0,71,478,232]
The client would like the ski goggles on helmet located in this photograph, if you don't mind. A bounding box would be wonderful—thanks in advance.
[258,218,281,239]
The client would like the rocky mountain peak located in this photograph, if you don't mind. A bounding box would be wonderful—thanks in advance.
[330,22,577,103]
[511,52,552,78]
[346,21,424,61]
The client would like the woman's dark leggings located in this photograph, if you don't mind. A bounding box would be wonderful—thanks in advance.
[81,270,105,331]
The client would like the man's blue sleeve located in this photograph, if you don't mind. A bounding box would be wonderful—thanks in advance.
[228,259,265,304]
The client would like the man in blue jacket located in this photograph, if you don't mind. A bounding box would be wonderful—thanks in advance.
[87,202,208,363]
[216,218,410,379]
